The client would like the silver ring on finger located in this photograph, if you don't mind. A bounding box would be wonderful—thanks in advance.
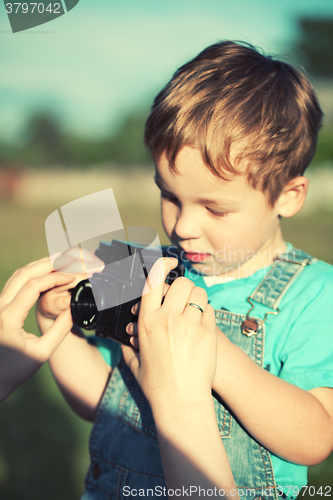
[186,302,204,314]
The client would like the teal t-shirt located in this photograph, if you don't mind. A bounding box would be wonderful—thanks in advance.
[89,246,333,495]
[185,249,333,494]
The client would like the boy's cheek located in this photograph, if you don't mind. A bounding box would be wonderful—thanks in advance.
[161,204,177,232]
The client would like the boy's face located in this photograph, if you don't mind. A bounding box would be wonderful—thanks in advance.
[155,146,286,277]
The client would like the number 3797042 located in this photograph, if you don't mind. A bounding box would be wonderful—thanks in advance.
[5,3,61,14]
[278,486,332,497]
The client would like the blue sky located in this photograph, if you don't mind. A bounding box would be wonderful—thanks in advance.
[1,0,333,141]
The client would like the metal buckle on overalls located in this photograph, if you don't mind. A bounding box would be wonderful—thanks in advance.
[241,297,279,337]
[273,255,309,266]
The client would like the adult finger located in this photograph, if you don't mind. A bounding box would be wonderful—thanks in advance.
[24,256,51,267]
[160,277,196,315]
[201,304,217,331]
[1,257,54,303]
[52,247,104,275]
[131,283,170,316]
[39,275,84,295]
[55,246,100,263]
[4,273,76,325]
[59,262,103,276]
[183,287,208,319]
[140,258,178,316]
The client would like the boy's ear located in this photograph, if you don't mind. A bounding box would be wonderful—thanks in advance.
[276,176,309,218]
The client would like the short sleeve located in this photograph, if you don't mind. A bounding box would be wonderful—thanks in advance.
[277,262,333,391]
[87,335,122,368]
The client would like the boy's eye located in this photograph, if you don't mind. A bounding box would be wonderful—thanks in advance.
[206,207,228,217]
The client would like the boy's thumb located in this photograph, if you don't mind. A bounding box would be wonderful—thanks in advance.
[38,309,73,359]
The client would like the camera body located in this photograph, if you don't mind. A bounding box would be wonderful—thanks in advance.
[70,240,184,346]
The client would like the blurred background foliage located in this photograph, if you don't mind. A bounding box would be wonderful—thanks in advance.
[0,108,152,168]
[0,9,333,500]
[0,17,332,170]
[294,17,333,76]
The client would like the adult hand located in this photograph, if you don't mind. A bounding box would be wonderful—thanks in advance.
[122,259,237,499]
[122,257,217,420]
[0,257,76,402]
[37,247,104,322]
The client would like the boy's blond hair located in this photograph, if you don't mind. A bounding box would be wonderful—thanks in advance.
[144,41,323,206]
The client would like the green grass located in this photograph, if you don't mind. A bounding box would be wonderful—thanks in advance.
[0,201,332,499]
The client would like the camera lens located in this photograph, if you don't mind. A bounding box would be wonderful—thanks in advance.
[71,280,98,328]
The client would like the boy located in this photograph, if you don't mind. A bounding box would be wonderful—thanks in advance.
[37,41,333,499]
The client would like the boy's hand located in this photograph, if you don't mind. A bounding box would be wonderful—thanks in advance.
[37,247,104,322]
[0,258,75,402]
[122,258,217,421]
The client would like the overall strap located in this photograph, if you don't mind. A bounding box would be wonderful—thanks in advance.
[250,248,314,310]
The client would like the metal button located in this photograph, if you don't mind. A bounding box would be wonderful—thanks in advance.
[92,462,101,479]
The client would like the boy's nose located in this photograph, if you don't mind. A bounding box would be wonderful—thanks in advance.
[173,209,202,240]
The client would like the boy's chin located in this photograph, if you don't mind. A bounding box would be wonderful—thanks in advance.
[189,261,238,277]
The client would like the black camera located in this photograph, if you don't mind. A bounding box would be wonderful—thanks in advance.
[70,240,184,346]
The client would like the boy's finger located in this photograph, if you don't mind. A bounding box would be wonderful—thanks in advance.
[34,309,73,359]
[39,292,72,319]
[131,301,140,316]
[4,273,76,325]
[126,322,138,336]
[140,258,178,316]
[130,336,139,350]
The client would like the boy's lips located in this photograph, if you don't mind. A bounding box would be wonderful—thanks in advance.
[183,252,211,263]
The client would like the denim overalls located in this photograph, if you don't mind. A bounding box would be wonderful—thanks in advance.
[82,249,313,500]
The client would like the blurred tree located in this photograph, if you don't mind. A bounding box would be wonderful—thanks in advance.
[312,127,333,165]
[105,110,151,165]
[65,134,109,166]
[0,140,18,164]
[21,113,69,166]
[15,108,152,167]
[294,18,333,76]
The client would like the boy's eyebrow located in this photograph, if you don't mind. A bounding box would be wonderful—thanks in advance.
[154,176,239,207]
